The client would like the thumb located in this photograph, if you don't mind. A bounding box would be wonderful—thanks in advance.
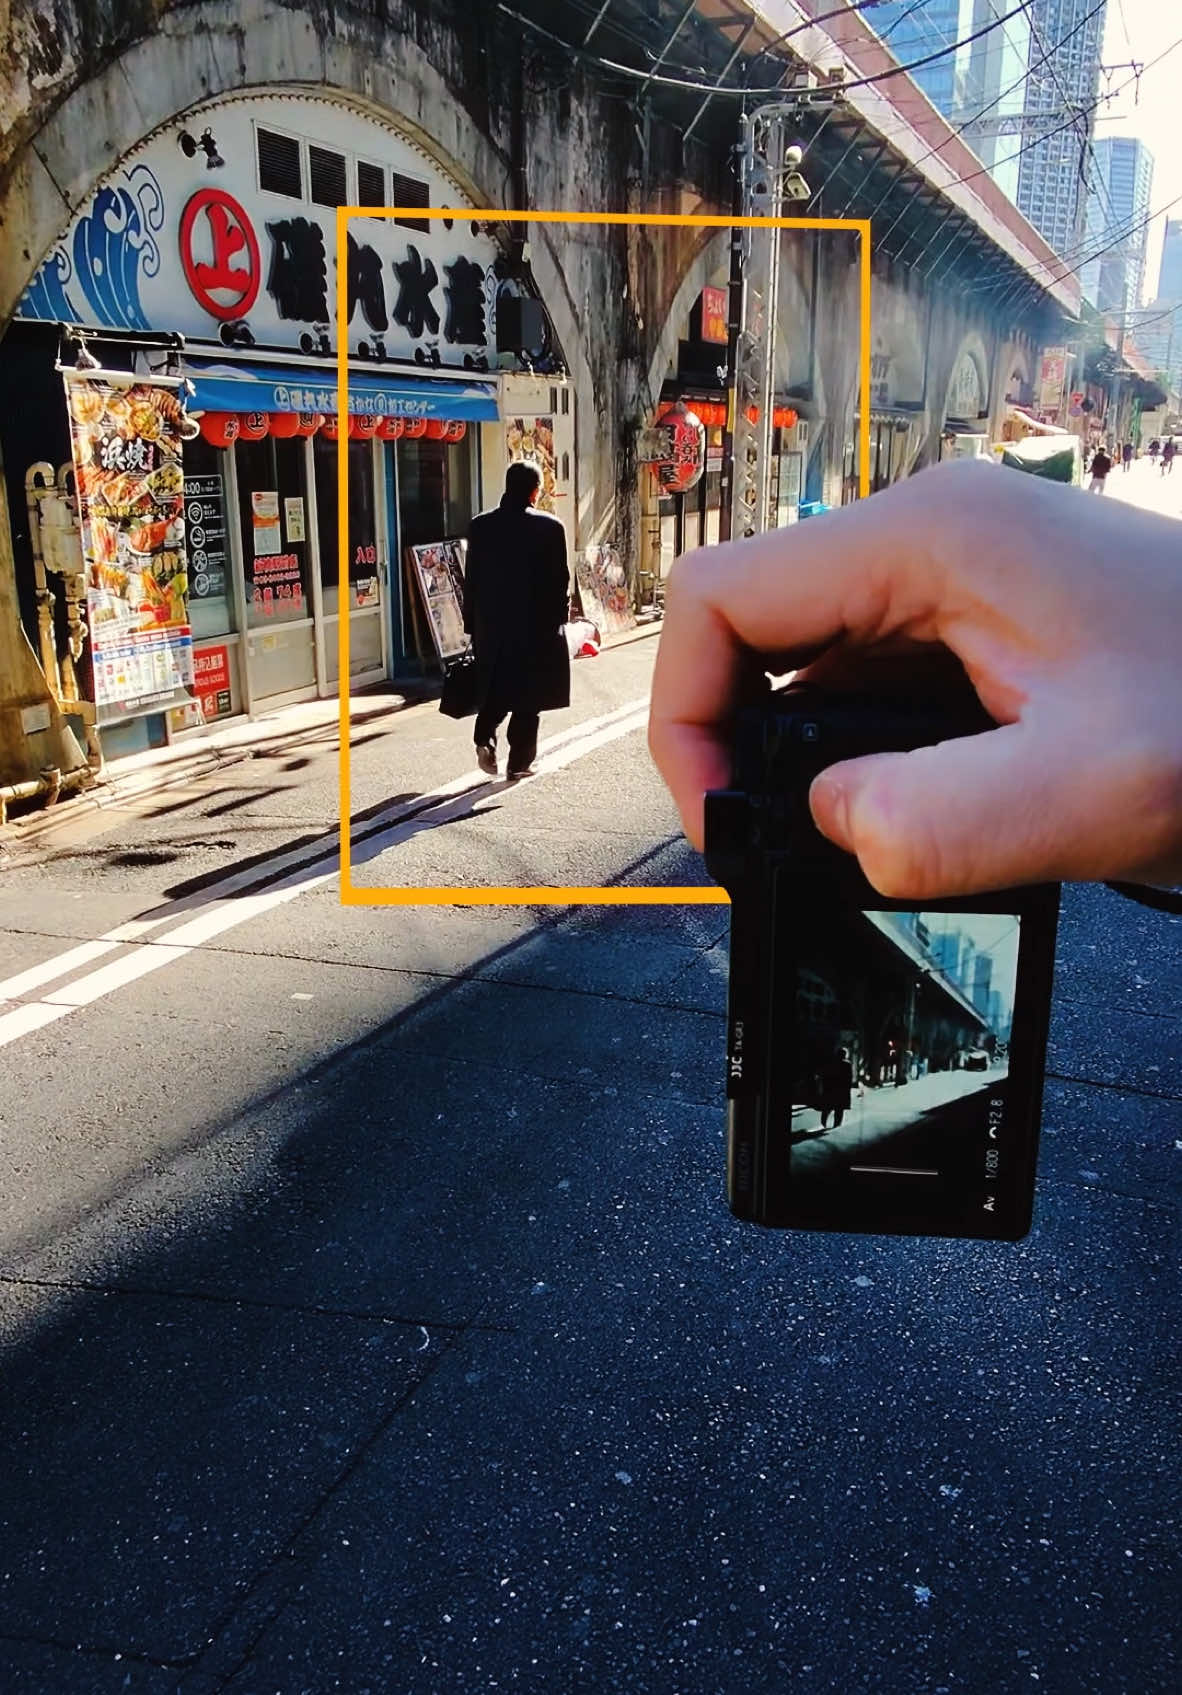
[809,722,1065,898]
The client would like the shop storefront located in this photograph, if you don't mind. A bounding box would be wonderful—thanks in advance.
[4,88,561,760]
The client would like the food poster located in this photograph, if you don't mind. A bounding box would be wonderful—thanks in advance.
[63,374,194,719]
[408,540,468,662]
[505,416,558,512]
[574,543,635,636]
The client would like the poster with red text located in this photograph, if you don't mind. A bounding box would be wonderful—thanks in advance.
[64,373,194,720]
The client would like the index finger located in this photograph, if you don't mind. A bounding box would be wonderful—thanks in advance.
[647,473,952,850]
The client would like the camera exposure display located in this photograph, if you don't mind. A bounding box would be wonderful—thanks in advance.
[785,909,1019,1198]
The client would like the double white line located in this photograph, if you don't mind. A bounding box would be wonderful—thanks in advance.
[0,698,651,1050]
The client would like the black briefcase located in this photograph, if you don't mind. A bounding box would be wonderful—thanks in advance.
[439,650,480,720]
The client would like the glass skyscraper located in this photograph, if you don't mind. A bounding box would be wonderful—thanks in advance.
[1078,136,1154,315]
[868,1,1033,201]
[1014,0,1108,258]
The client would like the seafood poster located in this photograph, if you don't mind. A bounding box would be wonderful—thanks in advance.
[64,374,194,718]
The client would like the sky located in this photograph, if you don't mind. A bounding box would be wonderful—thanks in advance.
[1091,0,1182,303]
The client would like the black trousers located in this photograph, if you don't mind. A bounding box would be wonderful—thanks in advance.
[474,665,539,770]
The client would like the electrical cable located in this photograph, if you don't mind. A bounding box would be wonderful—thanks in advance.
[971,185,1182,295]
[588,0,1038,100]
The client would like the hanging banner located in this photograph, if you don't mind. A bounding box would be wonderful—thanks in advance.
[64,373,194,721]
[1037,348,1068,419]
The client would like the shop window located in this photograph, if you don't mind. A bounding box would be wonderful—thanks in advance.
[358,161,386,209]
[257,128,302,199]
[313,434,381,617]
[392,172,430,233]
[182,435,237,640]
[309,145,348,210]
[395,435,475,550]
[235,435,312,628]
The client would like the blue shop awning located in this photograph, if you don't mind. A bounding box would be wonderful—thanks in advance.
[185,359,499,421]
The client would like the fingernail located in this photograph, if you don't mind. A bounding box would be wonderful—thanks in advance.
[810,772,852,851]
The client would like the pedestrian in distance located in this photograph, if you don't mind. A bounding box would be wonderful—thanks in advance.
[817,1045,853,1129]
[1162,438,1176,476]
[462,460,571,781]
[1148,438,1161,463]
[1087,445,1112,493]
[1121,440,1135,472]
[648,459,1182,899]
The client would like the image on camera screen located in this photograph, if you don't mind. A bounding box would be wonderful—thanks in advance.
[787,910,1019,1195]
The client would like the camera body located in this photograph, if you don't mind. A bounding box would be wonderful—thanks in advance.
[704,683,1060,1241]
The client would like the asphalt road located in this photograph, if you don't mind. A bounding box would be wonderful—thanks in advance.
[0,622,1179,1694]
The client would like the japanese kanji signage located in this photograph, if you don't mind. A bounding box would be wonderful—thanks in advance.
[700,286,728,346]
[17,93,501,365]
[63,373,194,720]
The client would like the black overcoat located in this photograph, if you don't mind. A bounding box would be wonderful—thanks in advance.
[463,498,571,713]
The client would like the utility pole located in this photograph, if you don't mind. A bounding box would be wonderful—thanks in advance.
[721,93,836,542]
[724,106,787,543]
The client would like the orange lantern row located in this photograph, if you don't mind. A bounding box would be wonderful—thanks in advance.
[688,400,727,429]
[739,403,801,431]
[199,411,468,448]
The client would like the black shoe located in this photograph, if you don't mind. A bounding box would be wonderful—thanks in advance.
[476,741,498,777]
[505,764,535,781]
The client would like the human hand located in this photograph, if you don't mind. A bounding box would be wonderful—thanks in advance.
[648,461,1182,897]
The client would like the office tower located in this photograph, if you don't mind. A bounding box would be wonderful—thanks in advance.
[1079,137,1154,314]
[1157,219,1182,303]
[868,1,976,114]
[972,955,993,1016]
[1015,0,1107,258]
[868,2,1032,200]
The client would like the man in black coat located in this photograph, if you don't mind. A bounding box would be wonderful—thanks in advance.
[463,461,571,780]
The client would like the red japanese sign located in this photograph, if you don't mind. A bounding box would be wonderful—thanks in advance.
[701,285,728,346]
[193,643,232,718]
[652,403,706,495]
[179,189,262,321]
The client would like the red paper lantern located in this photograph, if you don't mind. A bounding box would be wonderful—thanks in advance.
[297,412,323,436]
[423,418,448,440]
[268,412,302,439]
[652,401,706,495]
[199,412,240,449]
[377,416,405,440]
[443,419,467,443]
[402,417,428,440]
[237,411,269,441]
[320,414,341,440]
[350,413,380,439]
[780,406,798,431]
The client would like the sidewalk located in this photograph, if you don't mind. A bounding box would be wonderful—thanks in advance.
[2,619,661,847]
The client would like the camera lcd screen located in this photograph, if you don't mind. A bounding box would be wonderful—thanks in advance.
[783,907,1020,1219]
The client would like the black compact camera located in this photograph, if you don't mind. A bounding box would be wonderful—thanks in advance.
[703,682,1060,1241]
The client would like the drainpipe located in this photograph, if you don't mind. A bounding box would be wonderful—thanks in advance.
[0,763,91,827]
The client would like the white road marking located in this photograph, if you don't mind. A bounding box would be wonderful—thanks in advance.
[0,698,651,1050]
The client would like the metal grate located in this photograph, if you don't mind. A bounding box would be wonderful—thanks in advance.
[392,172,430,233]
[357,161,386,209]
[309,145,348,209]
[257,127,302,198]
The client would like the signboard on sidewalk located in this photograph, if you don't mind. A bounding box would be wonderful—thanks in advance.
[408,539,468,662]
[63,372,195,722]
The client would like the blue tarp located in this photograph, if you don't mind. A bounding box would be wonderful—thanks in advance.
[185,359,499,420]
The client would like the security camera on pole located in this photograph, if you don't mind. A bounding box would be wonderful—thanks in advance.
[722,108,810,543]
